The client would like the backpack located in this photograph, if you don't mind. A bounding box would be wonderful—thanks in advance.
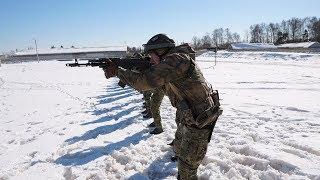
[171,43,196,60]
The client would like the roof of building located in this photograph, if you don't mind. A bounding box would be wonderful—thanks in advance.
[15,46,127,56]
[230,43,277,50]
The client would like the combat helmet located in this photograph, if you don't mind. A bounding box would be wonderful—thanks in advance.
[143,34,175,53]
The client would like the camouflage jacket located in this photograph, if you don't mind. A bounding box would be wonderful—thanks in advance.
[117,45,213,116]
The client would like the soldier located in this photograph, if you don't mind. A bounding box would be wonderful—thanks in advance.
[125,52,165,134]
[103,34,222,179]
[125,53,154,119]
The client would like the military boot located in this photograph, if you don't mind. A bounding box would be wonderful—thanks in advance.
[143,112,152,118]
[167,140,175,146]
[178,160,198,180]
[142,109,149,114]
[170,156,178,162]
[148,122,156,127]
[150,127,163,135]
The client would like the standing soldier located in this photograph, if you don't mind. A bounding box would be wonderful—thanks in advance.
[127,52,165,134]
[103,34,222,179]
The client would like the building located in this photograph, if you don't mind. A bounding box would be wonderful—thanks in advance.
[9,46,127,62]
[230,43,277,51]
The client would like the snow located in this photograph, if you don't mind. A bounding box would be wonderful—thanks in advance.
[1,51,320,179]
[199,50,320,62]
[277,42,320,49]
[230,43,277,50]
[15,46,127,56]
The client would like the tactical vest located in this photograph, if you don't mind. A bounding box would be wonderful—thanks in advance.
[165,44,222,129]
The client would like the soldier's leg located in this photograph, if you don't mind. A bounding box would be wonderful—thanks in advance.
[142,91,152,117]
[177,125,211,179]
[172,109,183,155]
[150,91,165,129]
[149,91,165,134]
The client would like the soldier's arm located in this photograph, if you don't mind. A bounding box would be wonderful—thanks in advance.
[117,53,191,92]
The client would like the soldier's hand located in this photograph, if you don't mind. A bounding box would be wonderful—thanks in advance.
[102,61,118,79]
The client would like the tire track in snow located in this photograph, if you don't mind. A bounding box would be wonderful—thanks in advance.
[0,77,4,87]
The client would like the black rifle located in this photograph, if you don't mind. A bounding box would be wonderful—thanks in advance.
[66,57,151,88]
[66,57,151,70]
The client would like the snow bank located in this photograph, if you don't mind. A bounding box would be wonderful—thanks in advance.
[277,42,320,49]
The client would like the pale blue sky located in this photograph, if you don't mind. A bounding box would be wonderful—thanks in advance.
[1,0,319,52]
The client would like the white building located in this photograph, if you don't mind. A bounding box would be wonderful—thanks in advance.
[230,43,277,51]
[10,46,127,62]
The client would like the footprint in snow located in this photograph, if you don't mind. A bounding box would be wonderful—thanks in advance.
[286,107,309,113]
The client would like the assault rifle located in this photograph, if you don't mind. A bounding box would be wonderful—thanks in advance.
[66,57,152,88]
[66,57,151,70]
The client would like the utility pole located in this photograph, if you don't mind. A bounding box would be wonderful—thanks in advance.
[34,39,40,63]
[214,43,218,66]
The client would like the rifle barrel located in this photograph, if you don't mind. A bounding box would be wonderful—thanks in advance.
[65,57,151,70]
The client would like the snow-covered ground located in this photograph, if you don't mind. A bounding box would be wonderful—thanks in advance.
[1,51,320,179]
[277,42,320,49]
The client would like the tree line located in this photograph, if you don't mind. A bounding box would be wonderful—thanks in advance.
[192,28,241,50]
[192,16,320,50]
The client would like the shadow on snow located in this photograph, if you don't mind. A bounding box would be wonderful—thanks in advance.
[83,99,143,122]
[128,152,177,180]
[55,130,151,166]
[66,113,141,145]
[55,83,148,166]
[66,84,143,145]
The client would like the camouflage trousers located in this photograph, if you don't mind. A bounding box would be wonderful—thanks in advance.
[173,109,212,180]
[143,91,152,112]
[150,89,165,129]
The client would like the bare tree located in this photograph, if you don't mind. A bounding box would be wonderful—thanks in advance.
[312,19,320,42]
[201,34,212,48]
[250,24,263,43]
[260,23,268,43]
[217,28,224,45]
[225,28,233,43]
[232,33,240,43]
[211,29,219,46]
[281,20,290,38]
[191,36,202,50]
[244,30,250,42]
[269,23,279,43]
[306,17,319,40]
[288,17,303,41]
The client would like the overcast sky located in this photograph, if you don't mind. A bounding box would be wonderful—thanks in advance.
[1,0,320,52]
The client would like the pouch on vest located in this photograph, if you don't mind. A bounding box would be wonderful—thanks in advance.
[177,100,196,126]
[194,90,223,129]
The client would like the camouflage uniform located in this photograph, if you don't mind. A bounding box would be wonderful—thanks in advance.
[117,43,221,179]
[150,87,165,130]
[142,90,152,116]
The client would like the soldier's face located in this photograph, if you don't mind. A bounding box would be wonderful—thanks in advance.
[148,52,160,65]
